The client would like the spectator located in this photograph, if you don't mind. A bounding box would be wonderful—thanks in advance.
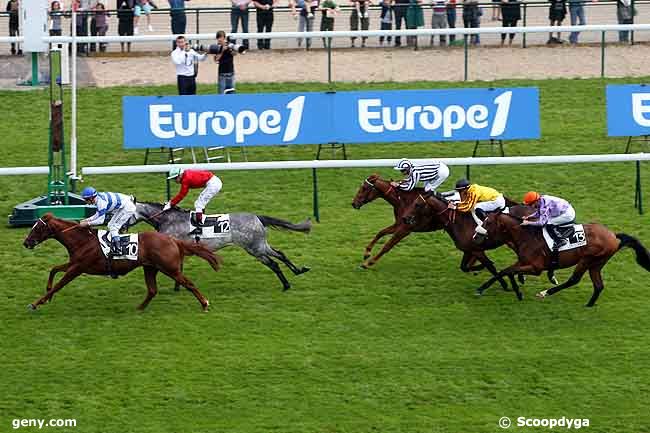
[211,30,245,94]
[253,0,276,49]
[134,0,156,34]
[6,0,20,55]
[231,0,251,49]
[406,0,424,47]
[616,0,633,42]
[491,0,500,21]
[117,0,134,52]
[350,0,370,48]
[290,0,317,49]
[50,1,63,37]
[568,0,585,44]
[171,35,206,95]
[72,0,90,54]
[320,0,339,47]
[393,0,408,46]
[430,0,447,47]
[500,0,519,46]
[91,2,109,52]
[378,0,393,46]
[548,0,566,44]
[446,0,457,44]
[168,0,188,50]
[462,0,479,46]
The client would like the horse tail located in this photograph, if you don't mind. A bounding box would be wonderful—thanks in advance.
[177,240,223,272]
[616,233,650,272]
[257,215,312,234]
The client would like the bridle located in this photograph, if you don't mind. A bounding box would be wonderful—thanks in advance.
[364,178,399,202]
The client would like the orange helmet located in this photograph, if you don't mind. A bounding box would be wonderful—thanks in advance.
[523,191,541,205]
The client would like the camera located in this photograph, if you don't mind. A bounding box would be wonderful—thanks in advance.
[190,43,205,53]
[207,42,247,55]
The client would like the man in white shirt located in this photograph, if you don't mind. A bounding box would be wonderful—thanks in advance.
[170,35,207,95]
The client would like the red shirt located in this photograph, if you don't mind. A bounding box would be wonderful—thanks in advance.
[170,170,214,206]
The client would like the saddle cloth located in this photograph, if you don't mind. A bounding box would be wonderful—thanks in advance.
[189,212,232,241]
[98,230,139,260]
[542,224,587,252]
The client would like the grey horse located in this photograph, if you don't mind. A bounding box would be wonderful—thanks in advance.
[125,202,311,291]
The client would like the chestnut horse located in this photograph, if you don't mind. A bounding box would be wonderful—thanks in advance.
[23,213,223,311]
[476,207,650,306]
[351,175,512,289]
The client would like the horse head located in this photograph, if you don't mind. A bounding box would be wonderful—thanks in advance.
[352,174,394,209]
[403,192,449,226]
[478,210,521,246]
[23,213,57,249]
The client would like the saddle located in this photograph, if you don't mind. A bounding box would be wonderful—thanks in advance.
[551,224,576,240]
[190,212,222,228]
[98,230,139,260]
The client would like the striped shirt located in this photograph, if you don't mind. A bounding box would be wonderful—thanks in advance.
[398,164,441,191]
[86,192,130,225]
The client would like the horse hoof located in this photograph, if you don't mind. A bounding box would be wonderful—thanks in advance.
[282,284,291,292]
[363,254,370,260]
[550,276,559,286]
[300,267,311,274]
[516,293,524,301]
[536,291,547,300]
[518,274,526,285]
[475,289,484,297]
[27,303,36,311]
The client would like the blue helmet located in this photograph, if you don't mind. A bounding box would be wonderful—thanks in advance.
[393,158,413,172]
[81,187,97,199]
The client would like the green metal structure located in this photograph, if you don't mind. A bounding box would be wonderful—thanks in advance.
[9,49,94,227]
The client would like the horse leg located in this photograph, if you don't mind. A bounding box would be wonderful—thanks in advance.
[44,263,69,303]
[169,271,210,311]
[29,266,82,310]
[477,262,538,299]
[585,266,605,307]
[173,260,183,292]
[364,224,397,260]
[361,228,411,269]
[138,266,159,311]
[269,247,310,275]
[472,251,510,292]
[257,255,291,291]
[536,261,588,301]
[461,253,486,272]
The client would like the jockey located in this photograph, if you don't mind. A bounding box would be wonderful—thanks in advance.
[521,191,576,250]
[390,158,450,194]
[79,187,136,255]
[451,179,505,236]
[164,167,223,229]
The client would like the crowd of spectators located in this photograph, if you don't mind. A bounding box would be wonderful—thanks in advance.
[4,0,641,55]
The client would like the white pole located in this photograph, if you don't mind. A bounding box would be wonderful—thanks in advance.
[70,8,78,183]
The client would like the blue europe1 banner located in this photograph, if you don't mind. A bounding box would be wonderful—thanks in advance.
[122,88,540,149]
[606,84,650,137]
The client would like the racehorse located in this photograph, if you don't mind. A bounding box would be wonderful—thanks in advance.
[400,190,533,296]
[475,206,650,306]
[352,175,514,290]
[352,174,445,269]
[23,213,223,311]
[124,202,311,291]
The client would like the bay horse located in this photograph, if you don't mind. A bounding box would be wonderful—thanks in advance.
[475,206,650,306]
[123,202,311,291]
[351,175,510,289]
[23,213,223,311]
[400,190,533,295]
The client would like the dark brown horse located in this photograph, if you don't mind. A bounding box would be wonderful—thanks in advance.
[23,213,223,311]
[475,207,650,306]
[351,175,512,289]
[400,191,534,294]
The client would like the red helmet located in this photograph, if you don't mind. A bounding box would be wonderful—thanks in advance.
[523,191,541,205]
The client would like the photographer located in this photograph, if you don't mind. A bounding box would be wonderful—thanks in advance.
[171,35,207,95]
[207,30,246,95]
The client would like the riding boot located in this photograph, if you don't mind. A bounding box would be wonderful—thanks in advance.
[190,211,203,237]
[108,237,121,279]
[547,225,563,273]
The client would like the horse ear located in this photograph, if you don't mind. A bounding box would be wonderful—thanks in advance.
[42,213,53,221]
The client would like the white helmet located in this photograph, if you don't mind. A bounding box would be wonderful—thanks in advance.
[167,167,184,180]
[393,158,413,171]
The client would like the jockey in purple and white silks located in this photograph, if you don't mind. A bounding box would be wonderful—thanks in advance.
[521,191,576,250]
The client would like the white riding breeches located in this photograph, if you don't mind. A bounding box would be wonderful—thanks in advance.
[548,205,576,226]
[473,194,506,232]
[107,199,136,237]
[195,176,223,212]
[423,163,450,193]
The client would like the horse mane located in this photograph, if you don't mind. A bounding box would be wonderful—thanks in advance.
[42,213,77,229]
[140,201,189,213]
